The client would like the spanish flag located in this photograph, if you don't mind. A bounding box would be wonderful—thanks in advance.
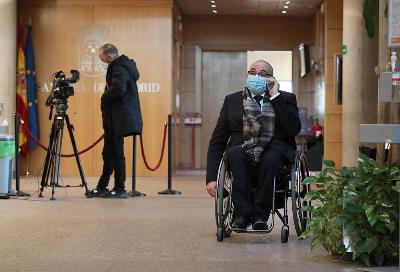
[16,25,29,156]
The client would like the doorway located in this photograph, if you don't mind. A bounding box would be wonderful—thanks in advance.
[195,50,293,169]
[200,51,247,168]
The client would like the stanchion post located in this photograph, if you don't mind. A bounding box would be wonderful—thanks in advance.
[158,114,181,195]
[10,113,30,197]
[129,135,145,197]
[14,113,20,192]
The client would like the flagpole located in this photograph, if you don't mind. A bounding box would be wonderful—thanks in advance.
[25,153,30,176]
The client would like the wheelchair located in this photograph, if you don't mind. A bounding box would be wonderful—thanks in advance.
[215,152,311,243]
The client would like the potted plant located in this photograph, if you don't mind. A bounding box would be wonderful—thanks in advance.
[302,154,400,266]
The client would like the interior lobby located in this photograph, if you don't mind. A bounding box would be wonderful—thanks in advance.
[0,0,399,271]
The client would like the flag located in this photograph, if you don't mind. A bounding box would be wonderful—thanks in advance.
[25,24,40,149]
[16,25,29,156]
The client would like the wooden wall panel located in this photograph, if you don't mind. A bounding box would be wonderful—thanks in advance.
[93,6,172,177]
[18,6,95,177]
[18,1,173,177]
[323,0,343,167]
[183,15,313,51]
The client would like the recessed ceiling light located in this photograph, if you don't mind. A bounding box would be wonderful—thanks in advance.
[282,10,287,14]
[210,0,216,3]
[286,1,290,4]
[211,4,216,8]
[212,10,218,14]
[284,5,288,8]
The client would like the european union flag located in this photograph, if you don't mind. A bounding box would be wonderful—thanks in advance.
[25,25,40,149]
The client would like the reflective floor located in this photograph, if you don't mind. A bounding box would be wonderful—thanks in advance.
[0,176,396,272]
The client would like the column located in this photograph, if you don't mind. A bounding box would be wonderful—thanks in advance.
[0,0,16,132]
[342,0,363,167]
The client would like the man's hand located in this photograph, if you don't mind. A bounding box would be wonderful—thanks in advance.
[206,181,217,197]
[267,77,279,97]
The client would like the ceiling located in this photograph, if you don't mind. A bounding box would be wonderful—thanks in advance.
[175,0,322,16]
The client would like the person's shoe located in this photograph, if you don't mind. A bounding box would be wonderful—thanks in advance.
[232,215,250,231]
[252,216,268,230]
[89,187,109,197]
[101,189,129,199]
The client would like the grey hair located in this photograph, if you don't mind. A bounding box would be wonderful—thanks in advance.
[100,43,119,57]
[256,60,273,76]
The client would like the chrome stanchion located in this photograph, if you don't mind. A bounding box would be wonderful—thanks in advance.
[129,135,146,197]
[158,114,181,195]
[9,113,30,197]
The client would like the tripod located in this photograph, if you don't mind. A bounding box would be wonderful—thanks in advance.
[39,101,90,200]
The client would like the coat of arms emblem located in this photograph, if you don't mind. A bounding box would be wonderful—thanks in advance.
[79,24,109,78]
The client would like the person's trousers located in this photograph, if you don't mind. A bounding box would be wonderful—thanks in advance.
[226,143,284,219]
[97,122,126,191]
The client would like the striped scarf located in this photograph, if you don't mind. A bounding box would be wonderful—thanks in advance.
[242,87,276,162]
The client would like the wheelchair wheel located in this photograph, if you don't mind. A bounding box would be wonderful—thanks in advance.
[217,227,224,242]
[215,158,233,241]
[281,225,289,243]
[290,153,311,237]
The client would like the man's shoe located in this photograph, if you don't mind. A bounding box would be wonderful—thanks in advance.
[252,216,268,230]
[232,216,250,231]
[101,190,129,199]
[89,187,109,197]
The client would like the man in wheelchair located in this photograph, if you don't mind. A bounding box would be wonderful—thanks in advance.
[206,60,301,231]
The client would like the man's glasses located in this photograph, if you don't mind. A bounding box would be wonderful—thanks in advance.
[247,70,272,78]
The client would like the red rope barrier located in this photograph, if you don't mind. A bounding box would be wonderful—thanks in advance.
[20,120,104,157]
[139,122,167,171]
[19,118,168,171]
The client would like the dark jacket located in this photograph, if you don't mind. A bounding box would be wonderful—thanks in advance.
[206,90,301,183]
[101,54,143,137]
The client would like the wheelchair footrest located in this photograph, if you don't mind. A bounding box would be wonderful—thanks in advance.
[231,226,273,234]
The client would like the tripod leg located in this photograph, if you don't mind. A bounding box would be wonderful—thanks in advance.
[65,115,90,196]
[51,121,64,201]
[39,118,57,197]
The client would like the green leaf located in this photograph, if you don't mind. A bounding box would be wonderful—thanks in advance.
[356,239,368,253]
[381,202,394,208]
[340,167,354,177]
[345,202,362,212]
[389,167,399,176]
[385,221,396,232]
[365,237,378,253]
[344,191,357,197]
[301,205,313,212]
[393,181,400,193]
[373,167,387,175]
[318,177,334,184]
[358,154,367,164]
[360,253,371,266]
[320,168,336,177]
[303,176,318,185]
[323,160,335,168]
[378,212,391,225]
[310,236,319,250]
[305,190,323,201]
[365,207,378,226]
[376,200,393,208]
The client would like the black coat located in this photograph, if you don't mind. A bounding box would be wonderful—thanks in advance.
[101,55,143,137]
[206,90,301,183]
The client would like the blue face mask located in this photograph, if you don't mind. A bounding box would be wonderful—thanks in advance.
[246,75,268,95]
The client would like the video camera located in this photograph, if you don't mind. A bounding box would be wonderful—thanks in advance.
[45,70,80,107]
